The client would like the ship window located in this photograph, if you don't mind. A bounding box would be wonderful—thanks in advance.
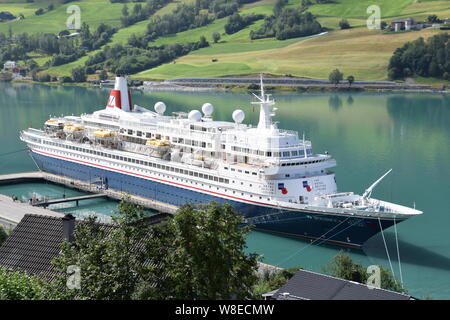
[292,151,298,156]
[137,131,142,137]
[128,130,133,135]
[245,171,249,174]
[201,142,206,148]
[283,152,290,157]
[274,152,281,157]
[266,152,272,157]
[146,133,151,138]
[252,172,257,176]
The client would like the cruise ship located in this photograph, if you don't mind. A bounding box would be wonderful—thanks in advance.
[20,76,422,248]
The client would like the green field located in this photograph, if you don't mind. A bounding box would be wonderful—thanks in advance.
[0,1,124,34]
[3,0,450,81]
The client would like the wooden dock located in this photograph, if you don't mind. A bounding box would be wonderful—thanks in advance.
[0,171,178,216]
[32,194,108,208]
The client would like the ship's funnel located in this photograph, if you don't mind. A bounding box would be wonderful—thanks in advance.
[106,76,132,112]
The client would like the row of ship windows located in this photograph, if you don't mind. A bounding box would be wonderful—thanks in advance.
[281,159,326,166]
[31,142,269,201]
[42,140,230,184]
[228,146,312,158]
[223,166,258,176]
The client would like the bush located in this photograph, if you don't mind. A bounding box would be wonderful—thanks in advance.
[71,67,87,82]
[339,19,350,30]
[37,73,51,82]
[35,8,45,16]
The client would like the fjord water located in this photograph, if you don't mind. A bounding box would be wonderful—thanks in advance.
[1,82,449,299]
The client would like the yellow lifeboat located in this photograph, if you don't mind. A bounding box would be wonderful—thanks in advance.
[146,139,169,147]
[93,129,116,138]
[64,124,84,132]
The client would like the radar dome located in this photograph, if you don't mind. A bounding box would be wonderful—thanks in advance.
[202,103,214,117]
[232,109,245,124]
[154,102,166,115]
[188,110,202,122]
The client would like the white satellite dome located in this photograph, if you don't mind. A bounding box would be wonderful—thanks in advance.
[232,109,245,124]
[188,110,202,122]
[154,102,166,115]
[202,103,214,117]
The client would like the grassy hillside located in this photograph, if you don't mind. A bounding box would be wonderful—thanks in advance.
[0,1,124,34]
[135,28,442,80]
[134,0,450,80]
[3,0,450,81]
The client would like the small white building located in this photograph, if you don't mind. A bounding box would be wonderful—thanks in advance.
[3,61,15,70]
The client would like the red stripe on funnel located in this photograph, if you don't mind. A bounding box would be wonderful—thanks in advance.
[107,90,121,109]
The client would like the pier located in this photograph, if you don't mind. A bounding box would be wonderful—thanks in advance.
[32,194,108,208]
[0,171,178,219]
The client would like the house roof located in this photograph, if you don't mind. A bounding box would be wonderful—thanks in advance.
[392,18,415,23]
[273,269,413,300]
[0,213,168,279]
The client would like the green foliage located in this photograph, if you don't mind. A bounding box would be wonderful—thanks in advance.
[145,202,258,300]
[47,200,257,300]
[252,267,300,299]
[71,66,86,82]
[212,32,221,43]
[347,75,355,86]
[99,69,108,80]
[86,36,209,75]
[388,33,450,80]
[329,68,343,86]
[322,251,406,294]
[34,8,44,16]
[224,13,264,35]
[0,267,46,300]
[339,19,350,30]
[0,225,7,247]
[250,9,322,40]
[48,201,149,300]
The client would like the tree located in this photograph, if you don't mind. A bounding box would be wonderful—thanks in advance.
[339,19,350,30]
[322,251,406,293]
[71,67,86,82]
[98,69,108,80]
[146,202,259,300]
[48,201,151,300]
[0,225,7,246]
[212,32,221,43]
[122,4,129,17]
[253,267,300,299]
[329,68,344,87]
[347,75,355,87]
[427,15,440,24]
[35,8,45,16]
[0,267,46,300]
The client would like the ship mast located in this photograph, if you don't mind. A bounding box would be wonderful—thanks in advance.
[252,75,276,131]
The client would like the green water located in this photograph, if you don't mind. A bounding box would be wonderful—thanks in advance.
[1,82,449,299]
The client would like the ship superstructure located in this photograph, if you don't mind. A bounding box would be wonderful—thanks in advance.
[20,76,422,247]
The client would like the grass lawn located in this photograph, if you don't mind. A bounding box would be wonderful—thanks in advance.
[0,1,124,35]
[136,27,443,80]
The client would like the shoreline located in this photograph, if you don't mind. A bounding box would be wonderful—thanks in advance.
[9,77,450,94]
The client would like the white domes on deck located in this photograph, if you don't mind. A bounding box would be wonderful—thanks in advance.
[154,102,166,115]
[202,103,214,117]
[188,110,202,122]
[232,109,245,124]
